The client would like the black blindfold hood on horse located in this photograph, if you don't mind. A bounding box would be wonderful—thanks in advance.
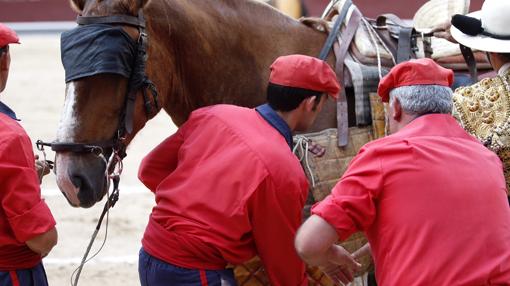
[60,22,159,135]
[61,24,137,82]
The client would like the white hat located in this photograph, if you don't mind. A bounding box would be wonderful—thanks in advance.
[451,0,510,53]
[413,0,469,32]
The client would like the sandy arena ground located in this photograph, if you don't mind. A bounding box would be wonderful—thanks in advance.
[5,32,176,286]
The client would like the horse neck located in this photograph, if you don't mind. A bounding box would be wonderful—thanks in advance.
[144,0,334,127]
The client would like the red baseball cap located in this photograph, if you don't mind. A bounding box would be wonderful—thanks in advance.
[269,55,340,99]
[378,58,454,102]
[0,23,20,47]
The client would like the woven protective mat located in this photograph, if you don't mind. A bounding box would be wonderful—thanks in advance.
[233,127,377,285]
[234,254,370,286]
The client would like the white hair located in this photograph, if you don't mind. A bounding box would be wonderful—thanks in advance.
[389,85,453,115]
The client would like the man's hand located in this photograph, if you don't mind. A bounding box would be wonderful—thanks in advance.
[321,261,354,285]
[35,155,51,183]
[352,242,371,262]
[431,20,457,43]
[323,245,362,285]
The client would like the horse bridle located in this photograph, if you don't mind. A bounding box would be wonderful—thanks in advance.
[37,8,159,286]
[37,9,159,166]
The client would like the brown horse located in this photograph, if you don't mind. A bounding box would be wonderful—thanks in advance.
[55,0,339,208]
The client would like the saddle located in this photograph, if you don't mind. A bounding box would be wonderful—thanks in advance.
[318,0,475,69]
[348,0,490,74]
[303,0,492,147]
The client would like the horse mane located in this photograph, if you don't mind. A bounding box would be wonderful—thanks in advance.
[69,0,147,16]
[66,0,331,125]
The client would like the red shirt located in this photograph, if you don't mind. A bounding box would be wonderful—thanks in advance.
[313,114,510,286]
[0,112,56,270]
[139,104,309,286]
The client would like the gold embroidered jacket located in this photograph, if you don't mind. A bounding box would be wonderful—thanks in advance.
[453,71,510,194]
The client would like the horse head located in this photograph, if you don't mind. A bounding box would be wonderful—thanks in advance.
[54,0,339,208]
[55,0,157,208]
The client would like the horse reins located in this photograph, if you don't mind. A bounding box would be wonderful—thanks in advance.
[37,8,159,286]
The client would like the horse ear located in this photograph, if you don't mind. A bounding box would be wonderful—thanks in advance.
[70,0,86,12]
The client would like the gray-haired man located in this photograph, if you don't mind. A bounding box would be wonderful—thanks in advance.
[295,58,510,285]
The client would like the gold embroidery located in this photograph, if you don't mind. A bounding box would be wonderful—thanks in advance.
[482,110,495,124]
[487,90,500,102]
[453,71,510,194]
[467,99,479,112]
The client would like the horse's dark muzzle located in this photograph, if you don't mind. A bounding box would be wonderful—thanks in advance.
[65,156,109,208]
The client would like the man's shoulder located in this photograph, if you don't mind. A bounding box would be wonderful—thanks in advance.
[362,133,404,150]
[185,104,258,135]
[0,114,28,143]
[189,104,289,159]
[191,104,252,118]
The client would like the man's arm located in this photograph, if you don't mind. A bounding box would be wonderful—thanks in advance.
[26,227,57,257]
[248,178,308,286]
[0,134,57,256]
[138,130,184,191]
[295,215,361,284]
[295,146,382,283]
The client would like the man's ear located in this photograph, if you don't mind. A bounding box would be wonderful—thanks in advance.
[391,97,402,121]
[304,96,317,112]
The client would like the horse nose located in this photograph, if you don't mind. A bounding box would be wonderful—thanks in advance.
[70,174,83,190]
[70,173,99,208]
[56,154,109,208]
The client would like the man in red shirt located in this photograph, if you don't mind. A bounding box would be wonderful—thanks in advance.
[137,55,343,285]
[0,23,58,286]
[295,58,510,285]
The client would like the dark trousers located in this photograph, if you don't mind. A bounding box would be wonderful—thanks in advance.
[0,263,48,286]
[138,248,237,286]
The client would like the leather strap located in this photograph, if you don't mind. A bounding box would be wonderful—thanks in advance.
[77,10,146,28]
[36,9,153,159]
[77,14,144,28]
[125,90,137,134]
[376,13,411,28]
[333,9,362,147]
[36,140,113,155]
[397,27,414,63]
[319,0,352,60]
[375,13,416,63]
[460,44,478,82]
[422,35,433,58]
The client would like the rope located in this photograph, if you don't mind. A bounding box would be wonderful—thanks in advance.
[362,18,384,80]
[70,152,123,286]
[70,201,111,286]
[36,142,52,183]
[321,0,342,19]
[292,136,316,188]
[361,18,396,80]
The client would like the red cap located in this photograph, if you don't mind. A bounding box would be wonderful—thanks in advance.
[269,55,340,98]
[0,23,20,47]
[378,58,454,102]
